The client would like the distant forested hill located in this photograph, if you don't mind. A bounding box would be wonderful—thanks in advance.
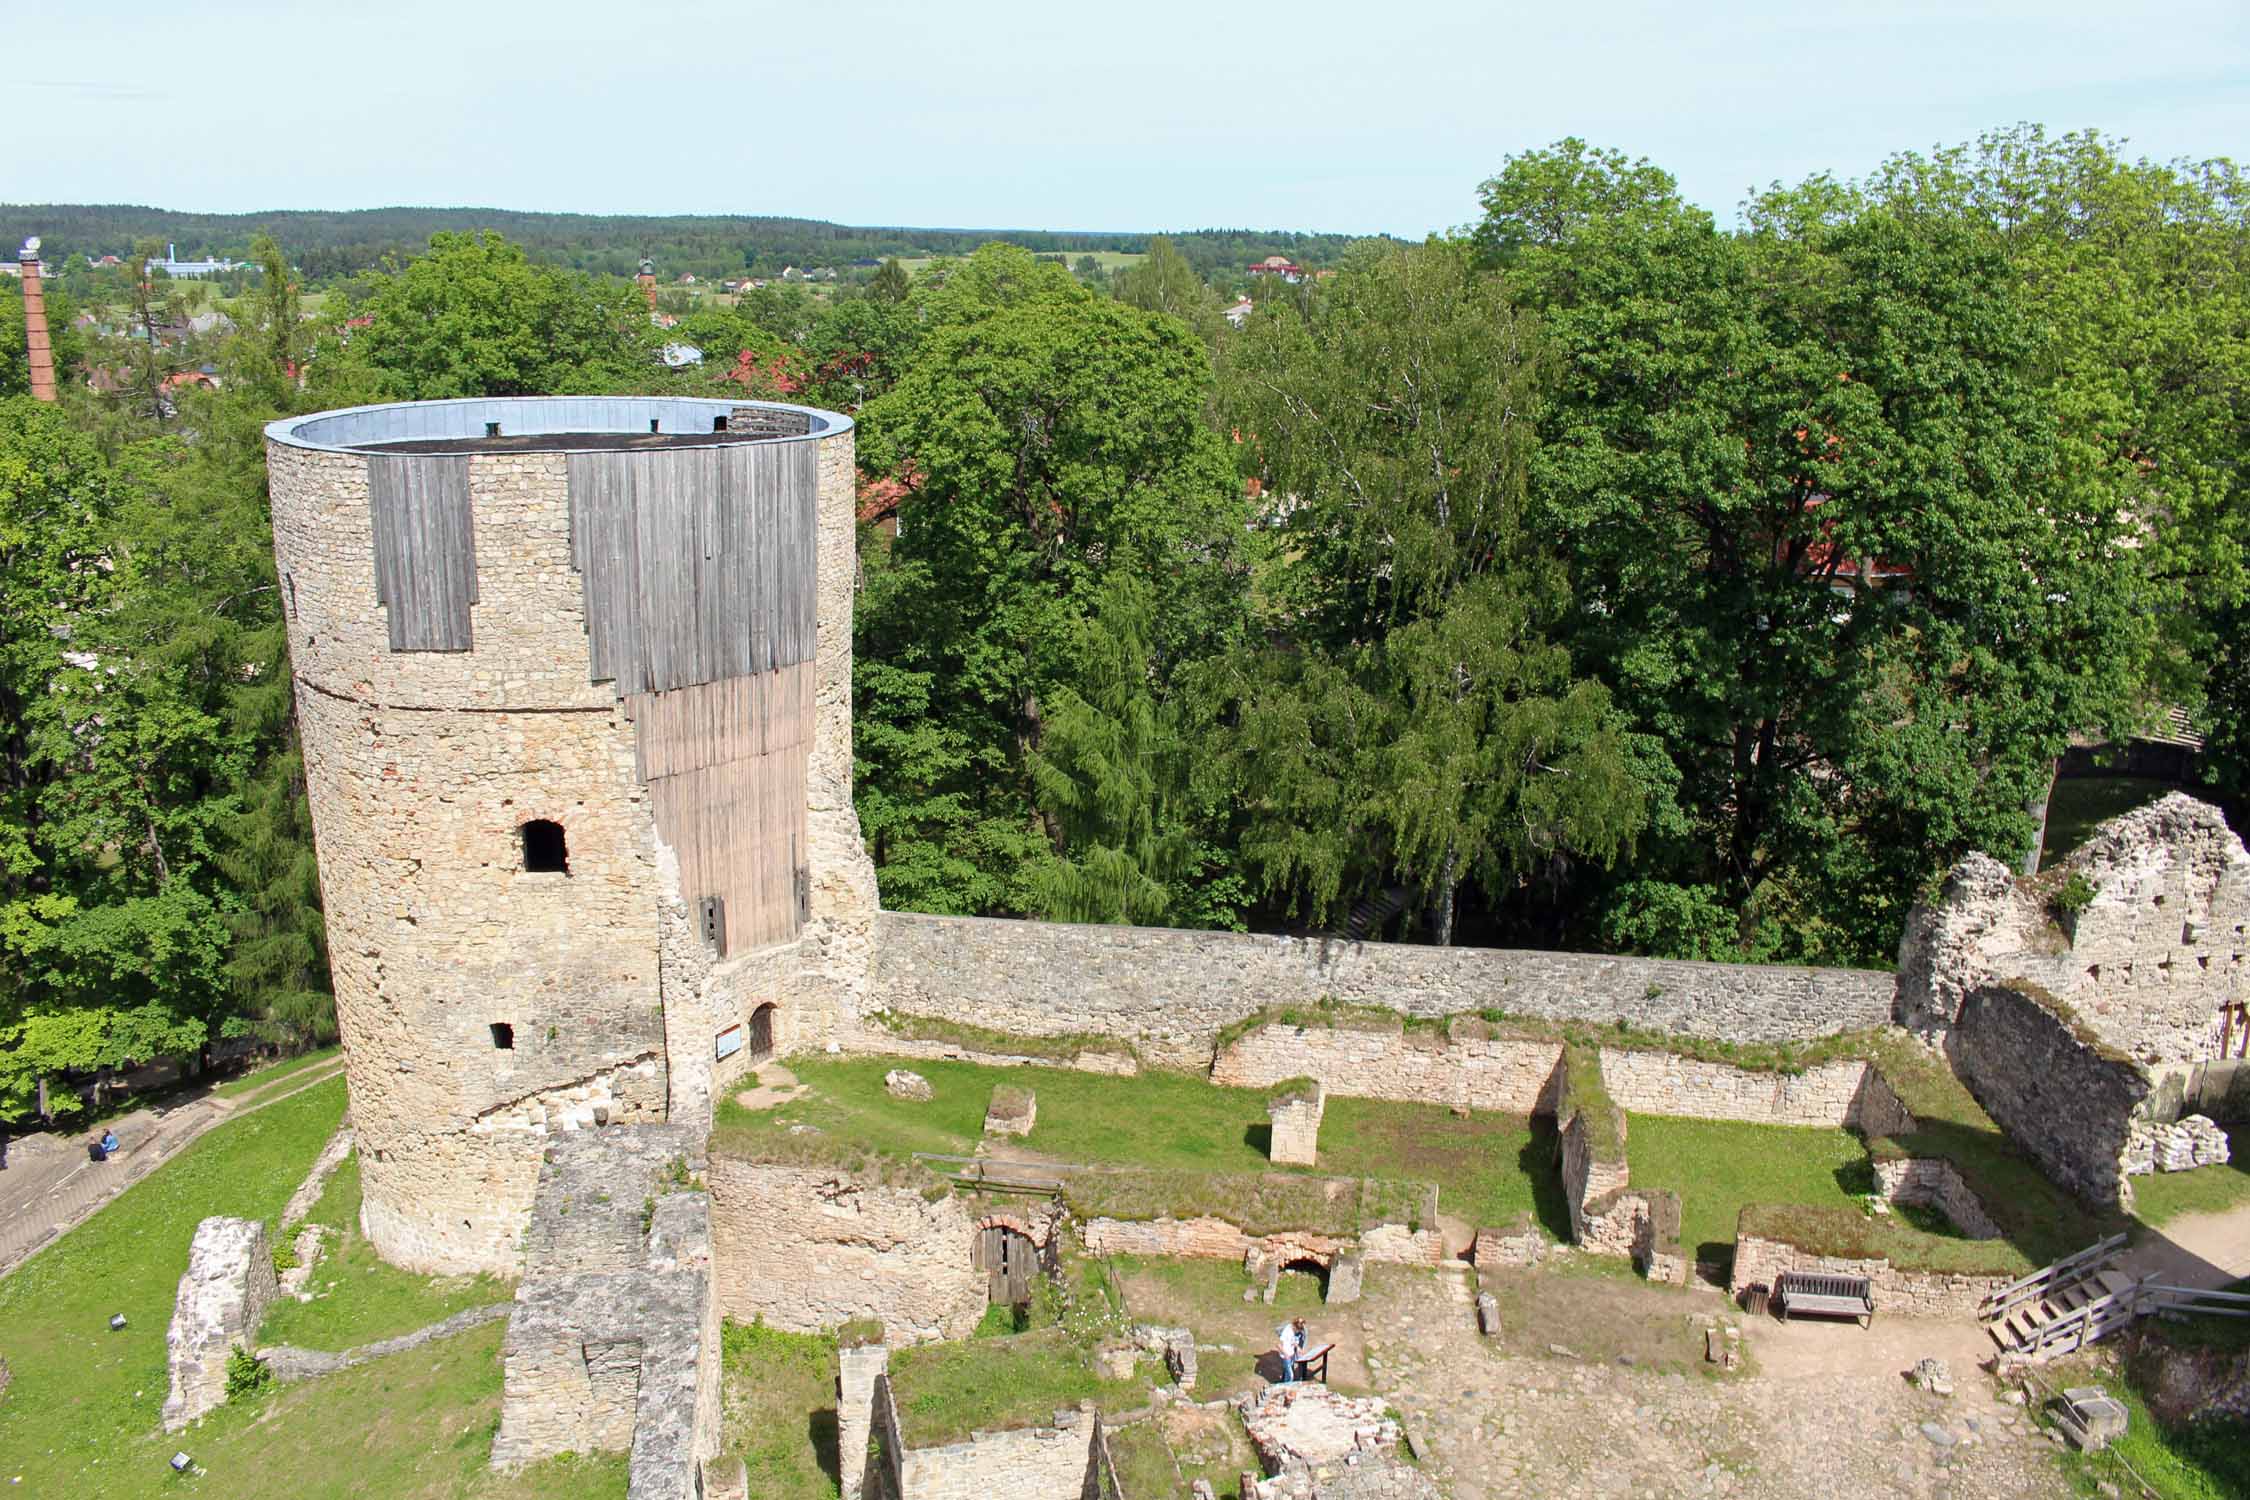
[0,204,1377,283]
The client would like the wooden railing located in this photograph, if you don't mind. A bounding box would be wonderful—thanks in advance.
[2007,1275,2250,1359]
[1977,1232,2127,1323]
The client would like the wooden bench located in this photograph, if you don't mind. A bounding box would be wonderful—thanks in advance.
[1773,1271,1874,1328]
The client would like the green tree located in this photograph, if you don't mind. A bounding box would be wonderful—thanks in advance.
[853,245,1251,917]
[336,230,657,400]
[1475,143,2151,960]
[1112,237,1223,343]
[1217,241,1649,942]
[868,256,911,304]
[0,276,86,398]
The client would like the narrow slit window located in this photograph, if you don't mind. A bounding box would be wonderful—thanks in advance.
[490,1022,514,1050]
[522,819,569,874]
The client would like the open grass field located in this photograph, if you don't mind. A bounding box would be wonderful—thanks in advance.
[258,1152,510,1351]
[1623,1114,1870,1265]
[0,1074,592,1498]
[714,1055,1557,1230]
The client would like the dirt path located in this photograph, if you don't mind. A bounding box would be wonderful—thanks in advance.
[2118,1200,2250,1289]
[1361,1266,2062,1500]
[0,1060,346,1279]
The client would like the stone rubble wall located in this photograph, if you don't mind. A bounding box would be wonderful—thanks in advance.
[840,1026,1141,1077]
[1946,982,2151,1209]
[1729,1233,2012,1319]
[2124,1114,2234,1175]
[1897,793,2249,1078]
[894,1405,1104,1500]
[838,1341,890,1500]
[705,1158,984,1343]
[1598,1051,1882,1128]
[1079,1216,1441,1269]
[492,1124,720,1498]
[278,1124,356,1232]
[873,912,1895,1069]
[261,1301,513,1383]
[1558,1110,1630,1249]
[1213,1024,1562,1114]
[1872,1158,2003,1239]
[162,1216,280,1431]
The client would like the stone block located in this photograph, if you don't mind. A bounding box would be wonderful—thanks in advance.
[1268,1083,1325,1167]
[1912,1357,1954,1396]
[163,1216,279,1431]
[1476,1293,1500,1337]
[1325,1253,1363,1305]
[984,1085,1036,1137]
[885,1069,933,1102]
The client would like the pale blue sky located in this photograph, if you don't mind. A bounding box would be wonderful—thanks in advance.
[12,0,2247,233]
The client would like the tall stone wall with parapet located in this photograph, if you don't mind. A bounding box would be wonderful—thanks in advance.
[705,1157,985,1343]
[1947,982,2152,1209]
[872,913,1895,1069]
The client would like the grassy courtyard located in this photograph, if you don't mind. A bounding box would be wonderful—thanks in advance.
[2128,1126,2250,1228]
[1623,1114,1870,1266]
[714,1054,1560,1233]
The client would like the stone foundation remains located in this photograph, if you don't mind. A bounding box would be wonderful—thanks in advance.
[493,1124,720,1499]
[162,1216,280,1431]
[894,1403,1105,1500]
[1268,1082,1324,1167]
[1080,1214,1442,1271]
[1947,982,2152,1208]
[1237,1383,1437,1500]
[1729,1233,2012,1319]
[984,1085,1036,1138]
[1872,1158,2002,1239]
[2124,1114,2234,1175]
[706,1156,984,1343]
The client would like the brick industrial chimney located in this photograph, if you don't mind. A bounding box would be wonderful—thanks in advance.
[18,236,57,401]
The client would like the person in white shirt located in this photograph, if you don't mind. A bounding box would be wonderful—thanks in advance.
[1276,1316,1307,1381]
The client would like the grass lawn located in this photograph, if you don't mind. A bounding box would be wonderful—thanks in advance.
[714,1055,1550,1231]
[886,1327,1144,1448]
[214,1044,340,1101]
[259,1152,510,1351]
[0,1076,346,1492]
[2042,775,2177,864]
[149,1320,626,1499]
[1104,1419,1185,1497]
[717,1320,843,1500]
[2129,1128,2250,1228]
[2046,1359,2250,1500]
[1623,1114,1869,1265]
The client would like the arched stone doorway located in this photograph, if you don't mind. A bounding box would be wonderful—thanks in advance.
[749,1003,776,1065]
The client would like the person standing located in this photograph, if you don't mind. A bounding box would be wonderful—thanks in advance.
[1275,1316,1304,1381]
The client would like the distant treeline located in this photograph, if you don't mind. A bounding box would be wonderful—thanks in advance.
[0,204,1376,283]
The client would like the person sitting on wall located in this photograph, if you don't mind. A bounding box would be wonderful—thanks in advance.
[92,1128,120,1162]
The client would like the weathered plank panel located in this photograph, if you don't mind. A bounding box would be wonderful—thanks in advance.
[565,443,818,697]
[368,454,477,651]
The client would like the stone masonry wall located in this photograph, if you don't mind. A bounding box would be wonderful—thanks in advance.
[1268,1086,1323,1167]
[1730,1233,2012,1319]
[162,1216,279,1431]
[1079,1216,1442,1269]
[1597,1051,1884,1128]
[1213,1022,1562,1114]
[705,1158,984,1343]
[895,1406,1102,1500]
[1873,1158,2002,1239]
[1948,982,2152,1209]
[873,913,1895,1069]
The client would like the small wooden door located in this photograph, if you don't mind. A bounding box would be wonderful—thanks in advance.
[975,1226,1035,1305]
[750,1004,775,1065]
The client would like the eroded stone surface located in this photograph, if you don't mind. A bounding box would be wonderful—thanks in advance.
[163,1216,278,1431]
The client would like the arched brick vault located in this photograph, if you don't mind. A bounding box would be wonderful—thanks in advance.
[974,1213,1042,1243]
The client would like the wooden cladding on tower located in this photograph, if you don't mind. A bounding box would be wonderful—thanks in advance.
[368,454,478,651]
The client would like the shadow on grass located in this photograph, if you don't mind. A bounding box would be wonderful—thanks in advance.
[1242,1123,1272,1156]
[807,1408,840,1484]
[1523,1118,1572,1241]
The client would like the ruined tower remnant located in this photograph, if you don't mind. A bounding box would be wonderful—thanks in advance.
[266,397,877,1275]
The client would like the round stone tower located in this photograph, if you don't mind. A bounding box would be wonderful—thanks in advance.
[267,397,877,1275]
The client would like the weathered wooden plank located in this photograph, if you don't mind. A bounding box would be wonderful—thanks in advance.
[368,454,476,651]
